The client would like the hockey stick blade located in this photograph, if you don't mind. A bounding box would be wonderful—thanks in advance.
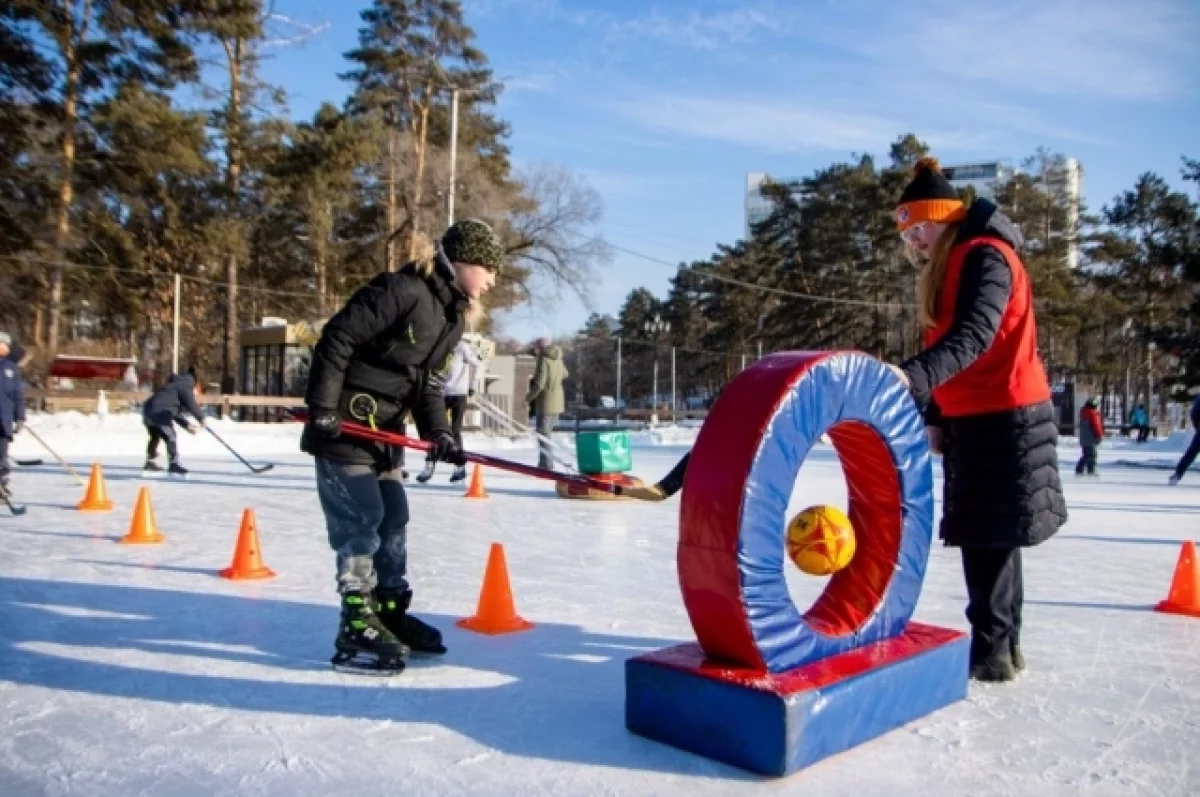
[1,494,26,516]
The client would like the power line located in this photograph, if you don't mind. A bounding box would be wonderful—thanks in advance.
[0,254,326,299]
[608,244,916,309]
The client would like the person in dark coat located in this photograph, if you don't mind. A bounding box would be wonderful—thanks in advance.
[1169,395,1200,485]
[0,332,27,493]
[302,219,503,672]
[1076,398,1104,477]
[893,157,1067,683]
[142,369,207,476]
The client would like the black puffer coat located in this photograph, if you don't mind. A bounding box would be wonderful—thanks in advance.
[901,201,1067,548]
[301,252,470,469]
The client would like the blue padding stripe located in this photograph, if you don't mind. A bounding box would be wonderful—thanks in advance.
[739,353,934,673]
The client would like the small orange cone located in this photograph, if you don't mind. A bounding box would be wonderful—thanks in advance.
[464,463,488,499]
[77,463,114,512]
[457,543,534,635]
[119,487,164,544]
[219,509,276,580]
[1155,541,1200,618]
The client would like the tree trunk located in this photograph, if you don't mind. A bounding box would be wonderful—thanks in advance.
[48,0,89,361]
[313,192,329,316]
[222,37,243,392]
[386,125,398,272]
[407,90,432,261]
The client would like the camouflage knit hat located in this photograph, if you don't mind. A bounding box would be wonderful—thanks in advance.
[441,218,506,273]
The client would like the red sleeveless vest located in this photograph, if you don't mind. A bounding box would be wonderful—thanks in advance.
[922,237,1051,417]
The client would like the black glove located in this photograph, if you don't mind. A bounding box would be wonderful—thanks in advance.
[311,408,342,438]
[428,429,465,466]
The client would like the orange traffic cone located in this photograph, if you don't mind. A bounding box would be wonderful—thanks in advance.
[77,463,114,512]
[119,487,164,544]
[1155,541,1200,618]
[219,509,276,580]
[464,463,488,499]
[457,542,534,635]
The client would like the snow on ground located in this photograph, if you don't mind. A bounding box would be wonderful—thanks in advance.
[7,412,699,460]
[2,416,1199,796]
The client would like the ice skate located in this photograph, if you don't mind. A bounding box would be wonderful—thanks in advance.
[375,588,447,656]
[415,460,437,484]
[167,462,188,479]
[448,465,467,483]
[331,592,409,675]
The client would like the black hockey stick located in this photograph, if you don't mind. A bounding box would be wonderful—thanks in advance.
[614,451,691,501]
[15,459,43,467]
[205,426,274,474]
[0,487,26,516]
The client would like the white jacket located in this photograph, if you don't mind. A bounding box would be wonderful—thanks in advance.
[444,339,484,397]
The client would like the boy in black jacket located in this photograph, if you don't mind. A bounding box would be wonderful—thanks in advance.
[302,220,502,674]
[142,369,207,477]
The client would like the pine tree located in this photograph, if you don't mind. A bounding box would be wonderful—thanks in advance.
[344,0,494,268]
[1090,173,1197,416]
[7,0,197,361]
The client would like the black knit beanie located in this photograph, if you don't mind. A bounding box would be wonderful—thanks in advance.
[895,157,966,230]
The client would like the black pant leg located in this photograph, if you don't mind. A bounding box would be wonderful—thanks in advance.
[146,424,159,459]
[1010,548,1024,652]
[1175,430,1200,480]
[961,547,1021,665]
[158,424,179,463]
[446,395,467,450]
[0,436,9,482]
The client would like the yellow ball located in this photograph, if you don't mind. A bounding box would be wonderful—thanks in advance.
[786,505,856,576]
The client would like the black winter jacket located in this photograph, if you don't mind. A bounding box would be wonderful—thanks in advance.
[143,374,205,428]
[901,200,1067,548]
[301,252,470,468]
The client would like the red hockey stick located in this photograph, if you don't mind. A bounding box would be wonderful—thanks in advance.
[292,411,621,495]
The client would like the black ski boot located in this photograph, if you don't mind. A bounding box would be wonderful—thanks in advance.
[168,462,188,478]
[331,592,410,675]
[376,588,447,656]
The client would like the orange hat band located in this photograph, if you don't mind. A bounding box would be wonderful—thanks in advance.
[895,199,966,231]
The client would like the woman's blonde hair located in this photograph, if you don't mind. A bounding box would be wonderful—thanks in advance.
[914,223,962,329]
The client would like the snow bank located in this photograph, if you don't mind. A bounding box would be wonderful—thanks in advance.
[10,411,700,462]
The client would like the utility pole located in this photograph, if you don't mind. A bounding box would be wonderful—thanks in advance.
[447,88,459,226]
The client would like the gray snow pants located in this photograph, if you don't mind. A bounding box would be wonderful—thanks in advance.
[315,457,410,594]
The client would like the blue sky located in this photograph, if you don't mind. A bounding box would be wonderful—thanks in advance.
[251,0,1200,341]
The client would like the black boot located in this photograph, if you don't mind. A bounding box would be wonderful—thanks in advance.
[332,591,409,675]
[970,652,1018,683]
[375,588,447,656]
[168,462,188,478]
[1010,640,1026,672]
[143,460,162,473]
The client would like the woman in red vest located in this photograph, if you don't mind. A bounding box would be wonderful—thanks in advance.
[895,158,1067,683]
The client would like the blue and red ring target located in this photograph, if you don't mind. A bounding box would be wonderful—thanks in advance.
[678,351,934,674]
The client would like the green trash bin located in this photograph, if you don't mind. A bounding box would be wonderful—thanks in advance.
[575,430,633,474]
